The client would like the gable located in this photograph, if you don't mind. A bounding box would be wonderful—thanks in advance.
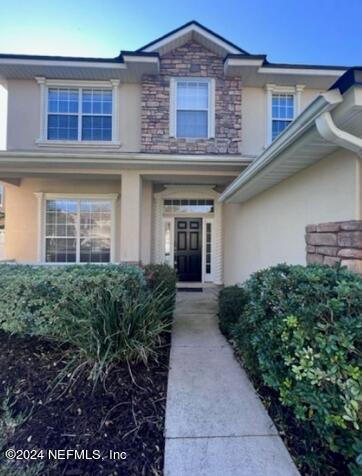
[138,20,248,58]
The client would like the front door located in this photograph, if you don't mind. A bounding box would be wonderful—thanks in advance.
[174,218,202,282]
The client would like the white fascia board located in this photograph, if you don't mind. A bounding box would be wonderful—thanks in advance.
[224,58,264,76]
[225,58,264,68]
[258,66,345,77]
[122,55,159,64]
[142,24,241,54]
[0,151,251,167]
[220,89,343,203]
[0,58,127,69]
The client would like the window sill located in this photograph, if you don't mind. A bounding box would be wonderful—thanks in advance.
[36,139,122,148]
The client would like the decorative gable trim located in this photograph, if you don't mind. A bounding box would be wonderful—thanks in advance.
[138,20,247,56]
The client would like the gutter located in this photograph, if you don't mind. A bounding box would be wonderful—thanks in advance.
[316,111,362,157]
[220,89,343,203]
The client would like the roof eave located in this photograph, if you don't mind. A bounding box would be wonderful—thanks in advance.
[220,89,343,203]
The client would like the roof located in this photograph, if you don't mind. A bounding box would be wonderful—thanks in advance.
[0,50,159,64]
[220,67,362,204]
[329,66,362,93]
[224,53,348,71]
[0,21,350,83]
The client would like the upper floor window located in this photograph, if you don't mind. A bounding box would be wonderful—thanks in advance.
[266,84,304,144]
[271,93,294,140]
[170,78,215,139]
[36,78,120,145]
[47,88,112,141]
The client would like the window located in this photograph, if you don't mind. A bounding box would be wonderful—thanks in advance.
[82,89,112,140]
[47,88,112,141]
[271,93,294,140]
[164,221,171,257]
[170,78,215,139]
[0,185,3,208]
[205,222,212,275]
[45,199,112,263]
[164,199,214,213]
[266,84,304,144]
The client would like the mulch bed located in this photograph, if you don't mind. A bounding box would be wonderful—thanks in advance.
[0,331,170,476]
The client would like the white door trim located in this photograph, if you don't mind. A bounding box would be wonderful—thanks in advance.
[153,185,223,284]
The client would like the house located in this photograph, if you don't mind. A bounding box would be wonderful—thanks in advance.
[0,21,360,284]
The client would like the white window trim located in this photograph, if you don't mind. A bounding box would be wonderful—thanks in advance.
[169,77,215,139]
[154,186,222,284]
[34,192,119,263]
[203,218,214,282]
[265,84,305,145]
[162,216,174,268]
[36,77,121,147]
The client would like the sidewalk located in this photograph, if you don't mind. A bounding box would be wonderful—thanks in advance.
[164,289,300,476]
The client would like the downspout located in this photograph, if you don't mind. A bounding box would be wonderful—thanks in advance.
[315,110,362,158]
[315,104,362,220]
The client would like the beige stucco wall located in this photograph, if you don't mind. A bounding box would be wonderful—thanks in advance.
[6,80,141,152]
[5,178,122,262]
[223,149,360,285]
[4,175,156,264]
[241,87,322,157]
[0,79,8,150]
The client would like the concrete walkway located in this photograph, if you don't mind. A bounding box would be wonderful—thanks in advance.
[164,289,300,476]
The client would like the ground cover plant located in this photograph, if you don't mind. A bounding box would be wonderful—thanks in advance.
[218,264,362,476]
[0,263,176,475]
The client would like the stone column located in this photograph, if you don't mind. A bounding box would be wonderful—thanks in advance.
[305,220,362,273]
[120,172,142,263]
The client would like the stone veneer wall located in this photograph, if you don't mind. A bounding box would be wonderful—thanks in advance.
[305,220,362,273]
[141,41,242,154]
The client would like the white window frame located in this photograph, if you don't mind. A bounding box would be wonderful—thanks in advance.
[162,216,174,268]
[265,84,305,145]
[169,77,215,139]
[34,192,119,263]
[203,218,213,282]
[36,78,120,147]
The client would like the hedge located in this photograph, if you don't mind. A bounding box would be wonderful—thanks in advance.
[218,285,248,337]
[0,263,177,382]
[0,264,145,337]
[219,264,362,475]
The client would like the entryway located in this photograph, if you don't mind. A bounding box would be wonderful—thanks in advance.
[174,218,202,282]
[153,185,223,285]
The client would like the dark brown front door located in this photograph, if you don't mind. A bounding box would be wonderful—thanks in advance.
[174,218,202,282]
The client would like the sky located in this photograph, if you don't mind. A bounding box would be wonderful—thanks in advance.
[0,0,361,67]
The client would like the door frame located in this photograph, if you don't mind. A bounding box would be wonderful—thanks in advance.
[162,215,214,283]
[153,185,223,284]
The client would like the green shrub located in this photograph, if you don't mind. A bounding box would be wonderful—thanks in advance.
[0,263,175,383]
[144,264,177,318]
[218,285,248,337]
[0,264,144,337]
[56,285,172,382]
[228,264,362,474]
